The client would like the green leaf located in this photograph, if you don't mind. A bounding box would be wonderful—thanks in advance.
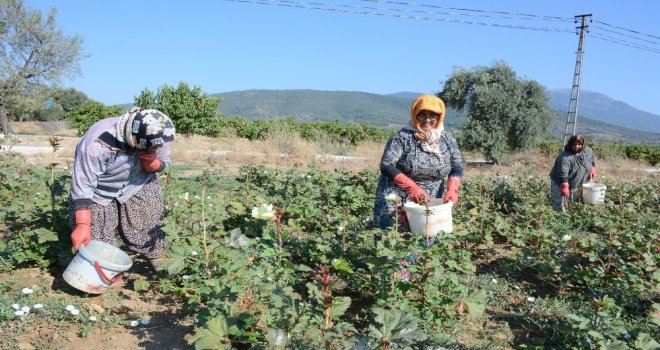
[634,333,660,350]
[189,315,229,350]
[331,296,351,319]
[133,280,150,292]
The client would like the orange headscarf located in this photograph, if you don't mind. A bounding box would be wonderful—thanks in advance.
[410,94,445,141]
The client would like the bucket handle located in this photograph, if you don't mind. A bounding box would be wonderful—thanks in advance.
[93,261,124,284]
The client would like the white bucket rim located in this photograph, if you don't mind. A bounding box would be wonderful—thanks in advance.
[78,240,132,272]
[583,183,606,190]
[403,199,453,213]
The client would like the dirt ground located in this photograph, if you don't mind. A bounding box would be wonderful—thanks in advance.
[1,257,195,350]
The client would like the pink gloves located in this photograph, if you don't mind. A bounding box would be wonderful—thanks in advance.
[138,150,161,172]
[443,176,461,204]
[393,173,429,203]
[560,182,570,197]
[589,167,597,180]
[71,209,92,251]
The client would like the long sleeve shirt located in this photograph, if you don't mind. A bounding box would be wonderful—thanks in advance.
[70,117,171,210]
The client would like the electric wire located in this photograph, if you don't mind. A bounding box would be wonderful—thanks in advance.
[592,24,660,46]
[225,0,660,53]
[595,20,660,41]
[225,0,575,32]
[361,0,573,22]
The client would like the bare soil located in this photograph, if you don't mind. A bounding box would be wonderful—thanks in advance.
[1,258,195,350]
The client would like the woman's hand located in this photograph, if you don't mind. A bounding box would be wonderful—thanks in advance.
[443,176,461,204]
[560,182,570,197]
[71,209,92,251]
[588,167,597,180]
[138,150,161,172]
[393,173,429,203]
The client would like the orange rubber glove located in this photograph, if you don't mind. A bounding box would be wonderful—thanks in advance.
[393,173,428,203]
[560,182,570,197]
[443,176,461,204]
[71,209,92,251]
[588,167,597,180]
[138,150,161,172]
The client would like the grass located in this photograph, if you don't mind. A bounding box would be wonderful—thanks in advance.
[6,122,658,182]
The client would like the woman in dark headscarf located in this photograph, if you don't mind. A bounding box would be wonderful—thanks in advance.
[549,135,597,211]
[69,107,176,272]
[373,94,463,230]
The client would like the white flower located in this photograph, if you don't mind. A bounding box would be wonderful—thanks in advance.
[140,319,150,325]
[384,193,398,202]
[70,309,80,315]
[527,297,536,302]
[182,275,191,280]
[14,310,25,317]
[491,278,497,284]
[21,287,34,294]
[180,192,189,201]
[562,234,572,241]
[65,305,76,311]
[130,320,140,327]
[89,316,97,321]
[251,204,276,220]
[514,285,521,290]
[12,304,20,310]
[338,226,345,232]
[21,306,30,313]
[191,251,198,256]
[33,304,43,309]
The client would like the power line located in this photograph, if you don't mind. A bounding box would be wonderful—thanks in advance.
[361,0,573,22]
[590,33,660,54]
[595,20,660,41]
[592,24,660,46]
[225,0,575,33]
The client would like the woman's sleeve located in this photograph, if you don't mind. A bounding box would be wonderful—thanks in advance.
[447,136,463,178]
[379,132,405,180]
[70,139,109,210]
[155,143,172,171]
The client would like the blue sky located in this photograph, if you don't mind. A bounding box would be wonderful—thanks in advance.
[26,0,660,115]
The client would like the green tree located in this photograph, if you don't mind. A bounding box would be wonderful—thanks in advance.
[67,100,123,135]
[440,61,554,163]
[134,82,221,136]
[0,0,85,136]
[50,87,88,113]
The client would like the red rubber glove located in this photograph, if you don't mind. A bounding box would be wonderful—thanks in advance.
[560,182,570,197]
[588,167,597,180]
[393,173,428,203]
[138,150,161,172]
[71,209,92,251]
[443,176,461,204]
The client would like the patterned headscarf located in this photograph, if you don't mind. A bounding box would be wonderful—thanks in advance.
[116,107,176,150]
[409,94,446,154]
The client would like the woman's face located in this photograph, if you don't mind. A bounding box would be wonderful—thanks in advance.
[416,111,439,131]
[570,141,584,153]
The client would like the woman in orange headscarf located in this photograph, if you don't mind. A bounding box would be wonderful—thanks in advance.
[373,94,463,231]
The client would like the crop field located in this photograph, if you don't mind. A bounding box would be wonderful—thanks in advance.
[0,147,659,349]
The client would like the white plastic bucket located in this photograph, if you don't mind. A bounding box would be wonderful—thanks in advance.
[63,240,133,294]
[403,199,453,237]
[582,183,607,204]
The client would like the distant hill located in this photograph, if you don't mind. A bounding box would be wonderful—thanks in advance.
[546,89,660,134]
[214,89,659,143]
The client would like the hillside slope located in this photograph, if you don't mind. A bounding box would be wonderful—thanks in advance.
[214,89,659,143]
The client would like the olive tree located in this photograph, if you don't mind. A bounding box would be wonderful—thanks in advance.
[0,0,85,136]
[135,82,221,136]
[439,61,554,163]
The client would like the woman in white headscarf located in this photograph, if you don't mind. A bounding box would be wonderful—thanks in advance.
[69,107,176,272]
[373,94,463,230]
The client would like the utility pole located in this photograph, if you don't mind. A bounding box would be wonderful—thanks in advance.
[563,14,592,146]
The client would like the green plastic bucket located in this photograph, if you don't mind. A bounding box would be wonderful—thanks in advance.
[63,240,133,294]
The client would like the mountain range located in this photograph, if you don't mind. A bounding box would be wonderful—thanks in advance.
[211,89,660,143]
